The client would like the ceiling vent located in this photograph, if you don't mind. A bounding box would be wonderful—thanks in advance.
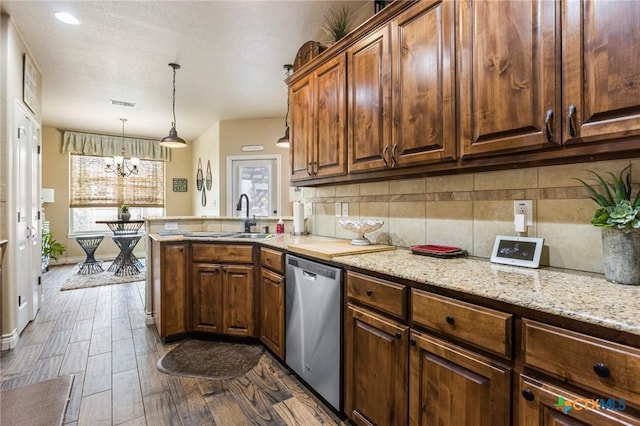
[110,99,136,108]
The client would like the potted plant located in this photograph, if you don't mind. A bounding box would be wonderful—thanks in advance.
[320,5,355,45]
[42,230,66,272]
[575,165,640,285]
[120,204,131,222]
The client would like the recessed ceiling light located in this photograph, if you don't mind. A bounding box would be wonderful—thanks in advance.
[55,12,79,25]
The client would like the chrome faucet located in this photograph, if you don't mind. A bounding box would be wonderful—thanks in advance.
[236,193,256,232]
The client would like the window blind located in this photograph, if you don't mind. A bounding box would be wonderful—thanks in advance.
[70,154,165,208]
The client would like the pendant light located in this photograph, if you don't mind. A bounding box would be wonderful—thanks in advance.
[160,63,187,148]
[276,64,294,148]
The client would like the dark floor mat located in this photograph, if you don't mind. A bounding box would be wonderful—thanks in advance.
[157,340,265,380]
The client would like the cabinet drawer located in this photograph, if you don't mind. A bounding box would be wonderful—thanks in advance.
[192,244,253,263]
[411,289,512,357]
[260,247,284,274]
[523,319,640,406]
[346,271,406,319]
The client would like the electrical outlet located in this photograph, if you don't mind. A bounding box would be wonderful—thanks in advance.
[342,203,349,217]
[513,200,533,226]
[335,202,342,217]
[305,202,313,216]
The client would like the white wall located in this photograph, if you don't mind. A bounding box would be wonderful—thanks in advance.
[191,121,221,216]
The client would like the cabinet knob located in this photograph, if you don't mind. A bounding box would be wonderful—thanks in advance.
[178,247,184,252]
[409,339,417,347]
[593,362,611,378]
[521,389,535,402]
[366,289,373,296]
[445,315,455,325]
[395,332,402,339]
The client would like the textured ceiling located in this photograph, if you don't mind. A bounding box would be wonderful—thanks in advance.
[2,1,371,141]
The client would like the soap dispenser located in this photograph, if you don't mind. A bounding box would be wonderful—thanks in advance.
[276,218,284,234]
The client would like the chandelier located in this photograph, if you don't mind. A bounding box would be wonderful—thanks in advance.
[105,118,139,177]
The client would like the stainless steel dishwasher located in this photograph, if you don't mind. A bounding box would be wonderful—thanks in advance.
[285,254,342,411]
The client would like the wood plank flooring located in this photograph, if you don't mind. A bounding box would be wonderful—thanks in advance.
[0,265,346,425]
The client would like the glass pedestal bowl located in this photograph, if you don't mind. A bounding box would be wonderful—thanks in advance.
[338,219,384,245]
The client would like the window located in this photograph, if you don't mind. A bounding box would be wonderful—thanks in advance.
[69,154,165,233]
[227,155,281,217]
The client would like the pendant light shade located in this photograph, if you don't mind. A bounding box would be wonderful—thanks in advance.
[160,63,187,148]
[276,64,294,149]
[276,126,290,148]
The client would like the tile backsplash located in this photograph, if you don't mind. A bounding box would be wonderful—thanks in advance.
[294,158,640,274]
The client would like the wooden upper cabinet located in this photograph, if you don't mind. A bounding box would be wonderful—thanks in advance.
[391,0,456,166]
[290,76,313,182]
[348,25,392,173]
[290,55,347,182]
[313,55,347,178]
[563,0,640,144]
[458,0,561,157]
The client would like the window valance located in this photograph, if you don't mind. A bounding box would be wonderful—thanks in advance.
[62,130,172,161]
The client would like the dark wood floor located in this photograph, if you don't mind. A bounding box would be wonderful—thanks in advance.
[0,265,344,425]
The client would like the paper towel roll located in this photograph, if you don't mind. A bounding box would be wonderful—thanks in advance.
[293,201,305,235]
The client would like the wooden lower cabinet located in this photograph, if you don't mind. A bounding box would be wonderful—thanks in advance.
[152,241,188,339]
[223,264,254,336]
[259,268,285,359]
[344,303,409,426]
[518,375,640,426]
[191,263,254,337]
[409,330,511,426]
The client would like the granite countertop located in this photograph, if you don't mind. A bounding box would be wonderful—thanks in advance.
[148,232,640,337]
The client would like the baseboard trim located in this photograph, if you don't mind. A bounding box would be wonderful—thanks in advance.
[1,328,19,351]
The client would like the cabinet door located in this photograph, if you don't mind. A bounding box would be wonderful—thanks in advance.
[458,0,560,157]
[518,375,640,426]
[259,268,285,359]
[348,25,392,173]
[223,265,254,336]
[344,304,408,426]
[191,263,223,333]
[409,330,510,426]
[290,76,314,182]
[563,0,640,144]
[391,0,456,166]
[314,54,347,178]
[156,243,188,338]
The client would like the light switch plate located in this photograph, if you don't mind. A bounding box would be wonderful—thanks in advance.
[164,222,178,231]
[335,202,342,217]
[342,203,349,217]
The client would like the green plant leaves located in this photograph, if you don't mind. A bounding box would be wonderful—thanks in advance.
[575,165,640,232]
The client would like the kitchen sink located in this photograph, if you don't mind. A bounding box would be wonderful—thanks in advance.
[182,232,240,238]
[230,233,277,239]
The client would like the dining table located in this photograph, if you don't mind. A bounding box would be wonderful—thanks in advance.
[96,220,145,276]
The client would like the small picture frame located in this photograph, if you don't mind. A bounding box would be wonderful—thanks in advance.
[490,235,544,268]
[172,178,188,192]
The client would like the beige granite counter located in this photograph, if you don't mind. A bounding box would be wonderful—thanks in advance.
[148,230,640,337]
[333,249,640,337]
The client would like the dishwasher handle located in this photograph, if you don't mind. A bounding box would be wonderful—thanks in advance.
[302,270,317,280]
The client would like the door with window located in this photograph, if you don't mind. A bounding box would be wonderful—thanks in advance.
[227,156,280,217]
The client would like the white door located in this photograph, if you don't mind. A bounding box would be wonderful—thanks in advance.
[226,156,281,217]
[14,103,39,332]
[30,124,42,313]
